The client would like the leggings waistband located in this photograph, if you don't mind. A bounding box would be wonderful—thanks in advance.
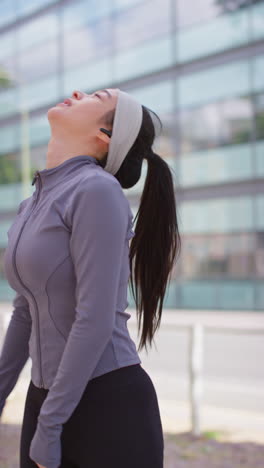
[31,363,143,395]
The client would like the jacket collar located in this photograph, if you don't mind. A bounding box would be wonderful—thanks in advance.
[31,154,100,189]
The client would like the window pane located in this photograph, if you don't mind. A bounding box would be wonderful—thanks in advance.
[256,195,264,230]
[114,36,172,82]
[255,141,264,177]
[220,97,253,144]
[18,39,59,82]
[181,281,216,308]
[129,80,175,114]
[29,115,50,146]
[254,93,264,140]
[179,143,253,187]
[0,31,16,61]
[0,0,16,27]
[17,0,57,17]
[176,0,221,29]
[180,96,252,153]
[63,19,113,70]
[181,233,255,279]
[19,75,59,111]
[0,182,23,209]
[177,8,249,62]
[253,55,264,93]
[0,124,18,154]
[178,60,250,108]
[179,197,254,234]
[18,12,59,51]
[0,59,17,85]
[180,102,220,153]
[217,280,255,309]
[63,58,112,96]
[251,1,264,41]
[62,0,112,31]
[256,232,264,278]
[114,0,144,10]
[115,0,170,50]
[0,88,18,118]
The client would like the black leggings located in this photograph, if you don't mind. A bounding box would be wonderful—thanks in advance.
[20,363,164,468]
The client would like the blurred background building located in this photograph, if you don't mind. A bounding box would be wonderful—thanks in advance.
[0,0,263,311]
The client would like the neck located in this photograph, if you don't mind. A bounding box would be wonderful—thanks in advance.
[46,136,98,169]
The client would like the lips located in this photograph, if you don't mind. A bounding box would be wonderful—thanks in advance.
[56,98,72,107]
[63,98,72,106]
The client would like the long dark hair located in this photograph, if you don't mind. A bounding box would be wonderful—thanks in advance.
[99,104,181,353]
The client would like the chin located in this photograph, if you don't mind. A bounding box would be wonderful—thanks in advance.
[47,106,65,118]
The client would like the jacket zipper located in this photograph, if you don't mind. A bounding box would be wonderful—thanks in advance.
[12,171,45,388]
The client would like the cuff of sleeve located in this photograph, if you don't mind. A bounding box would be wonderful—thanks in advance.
[29,419,62,468]
[0,398,6,418]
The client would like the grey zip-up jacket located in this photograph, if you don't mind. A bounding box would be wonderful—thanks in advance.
[0,154,141,468]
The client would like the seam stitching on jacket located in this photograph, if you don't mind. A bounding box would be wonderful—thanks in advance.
[45,254,71,342]
[111,339,119,367]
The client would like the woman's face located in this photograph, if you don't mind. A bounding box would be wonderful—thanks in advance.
[47,88,119,140]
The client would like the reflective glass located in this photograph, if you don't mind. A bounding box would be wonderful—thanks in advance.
[252,55,264,93]
[63,18,113,70]
[181,233,256,279]
[129,80,175,114]
[18,12,59,51]
[18,39,59,82]
[63,58,112,96]
[18,75,59,112]
[62,0,111,31]
[178,60,250,108]
[29,115,51,146]
[0,0,16,27]
[114,0,144,10]
[256,195,264,230]
[0,31,15,61]
[0,181,23,209]
[176,0,221,28]
[179,143,253,186]
[179,197,254,233]
[115,0,170,50]
[0,124,18,154]
[177,8,249,62]
[180,96,252,153]
[114,36,172,82]
[17,0,57,17]
[0,87,18,118]
[256,232,264,279]
[254,93,264,139]
[255,141,264,177]
[251,1,264,41]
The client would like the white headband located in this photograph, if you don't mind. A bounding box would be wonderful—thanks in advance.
[103,90,143,176]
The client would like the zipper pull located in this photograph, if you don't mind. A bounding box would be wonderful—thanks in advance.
[32,172,39,186]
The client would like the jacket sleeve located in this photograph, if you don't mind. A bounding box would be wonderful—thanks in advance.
[0,291,31,418]
[29,175,129,468]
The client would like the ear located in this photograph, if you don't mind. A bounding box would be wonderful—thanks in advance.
[96,128,111,145]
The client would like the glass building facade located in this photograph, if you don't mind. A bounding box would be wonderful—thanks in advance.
[0,0,263,310]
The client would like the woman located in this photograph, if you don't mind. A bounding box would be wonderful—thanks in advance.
[0,88,181,467]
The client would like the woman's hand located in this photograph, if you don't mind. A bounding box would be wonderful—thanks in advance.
[36,463,46,468]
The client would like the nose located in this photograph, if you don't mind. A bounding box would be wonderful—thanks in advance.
[72,90,85,99]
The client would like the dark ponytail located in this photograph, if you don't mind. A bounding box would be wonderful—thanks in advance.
[101,105,181,353]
